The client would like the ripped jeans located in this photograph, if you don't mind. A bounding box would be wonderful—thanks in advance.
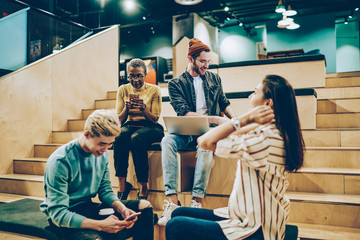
[161,134,214,198]
[48,200,154,240]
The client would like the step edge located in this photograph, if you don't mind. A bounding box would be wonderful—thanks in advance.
[287,192,360,205]
[294,168,360,175]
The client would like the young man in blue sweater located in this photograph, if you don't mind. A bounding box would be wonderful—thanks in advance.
[40,109,154,240]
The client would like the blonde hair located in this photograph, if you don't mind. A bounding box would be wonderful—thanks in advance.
[84,109,120,137]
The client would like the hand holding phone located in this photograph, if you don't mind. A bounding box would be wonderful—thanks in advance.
[129,93,139,101]
[125,212,141,221]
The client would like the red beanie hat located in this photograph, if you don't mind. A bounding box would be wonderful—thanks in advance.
[187,38,210,56]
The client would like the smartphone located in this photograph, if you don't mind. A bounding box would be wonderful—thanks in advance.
[125,212,141,221]
[129,93,139,101]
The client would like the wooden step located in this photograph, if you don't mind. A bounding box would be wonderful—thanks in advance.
[326,71,360,78]
[317,99,360,113]
[288,168,360,194]
[314,86,360,100]
[68,119,86,132]
[150,191,360,228]
[13,158,47,175]
[288,192,360,228]
[107,91,117,100]
[81,108,116,120]
[304,147,360,168]
[82,109,95,119]
[317,113,360,128]
[292,222,360,240]
[302,129,360,147]
[95,99,115,109]
[326,76,360,88]
[0,193,44,204]
[0,174,44,197]
[52,131,82,144]
[34,144,62,158]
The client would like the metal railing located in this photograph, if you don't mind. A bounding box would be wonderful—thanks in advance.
[0,0,91,75]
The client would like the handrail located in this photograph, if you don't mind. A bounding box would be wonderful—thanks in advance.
[0,0,94,74]
[67,30,94,48]
[11,0,90,31]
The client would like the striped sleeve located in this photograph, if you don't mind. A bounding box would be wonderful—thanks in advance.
[215,129,272,169]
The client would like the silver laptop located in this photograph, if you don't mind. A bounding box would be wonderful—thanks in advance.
[163,116,209,135]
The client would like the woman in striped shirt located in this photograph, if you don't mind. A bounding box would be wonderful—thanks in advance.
[165,75,304,240]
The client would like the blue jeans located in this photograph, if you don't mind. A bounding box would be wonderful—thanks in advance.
[166,207,264,240]
[161,134,214,198]
[166,207,227,240]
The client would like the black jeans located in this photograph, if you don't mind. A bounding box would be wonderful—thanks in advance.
[166,207,264,240]
[113,121,164,183]
[48,200,154,240]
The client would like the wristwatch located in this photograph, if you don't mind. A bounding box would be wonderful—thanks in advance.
[231,117,241,131]
[139,104,146,111]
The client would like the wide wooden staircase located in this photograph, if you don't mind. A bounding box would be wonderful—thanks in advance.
[0,72,360,239]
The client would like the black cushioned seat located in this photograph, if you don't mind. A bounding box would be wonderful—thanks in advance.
[0,198,60,240]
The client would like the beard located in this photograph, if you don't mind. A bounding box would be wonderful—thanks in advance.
[192,61,206,75]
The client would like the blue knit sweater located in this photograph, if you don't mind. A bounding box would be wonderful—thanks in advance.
[40,139,118,228]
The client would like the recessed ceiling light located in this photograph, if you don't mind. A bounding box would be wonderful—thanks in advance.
[123,0,137,13]
[174,0,203,5]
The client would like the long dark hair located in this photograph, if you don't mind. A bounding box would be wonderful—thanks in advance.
[262,75,304,171]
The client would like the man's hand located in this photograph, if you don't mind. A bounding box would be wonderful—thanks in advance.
[99,215,130,233]
[120,207,138,229]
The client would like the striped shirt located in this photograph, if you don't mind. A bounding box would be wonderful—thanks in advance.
[213,123,290,240]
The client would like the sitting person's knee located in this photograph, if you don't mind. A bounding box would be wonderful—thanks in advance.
[138,199,152,210]
[171,206,182,218]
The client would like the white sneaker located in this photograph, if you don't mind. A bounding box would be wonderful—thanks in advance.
[190,199,202,208]
[157,200,180,226]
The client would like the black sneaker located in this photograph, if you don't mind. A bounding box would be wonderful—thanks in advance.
[136,190,149,200]
[117,182,133,200]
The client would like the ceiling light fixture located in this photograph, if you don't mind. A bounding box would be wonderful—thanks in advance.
[275,0,286,13]
[355,8,359,11]
[99,0,107,8]
[286,22,300,29]
[344,17,348,24]
[277,15,293,28]
[174,0,203,5]
[224,6,229,11]
[283,4,297,16]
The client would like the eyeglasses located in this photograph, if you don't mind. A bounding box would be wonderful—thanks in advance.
[196,59,212,66]
[128,74,145,80]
